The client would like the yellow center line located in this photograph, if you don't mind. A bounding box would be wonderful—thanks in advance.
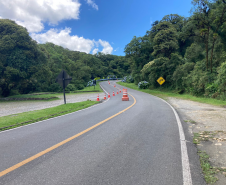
[0,93,136,177]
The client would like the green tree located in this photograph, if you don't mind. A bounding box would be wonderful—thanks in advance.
[152,22,179,59]
[0,19,47,96]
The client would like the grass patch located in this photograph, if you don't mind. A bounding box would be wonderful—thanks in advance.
[198,150,218,184]
[184,120,196,123]
[117,82,226,107]
[0,101,99,131]
[193,131,226,184]
[193,131,226,144]
[197,150,226,184]
[77,81,103,92]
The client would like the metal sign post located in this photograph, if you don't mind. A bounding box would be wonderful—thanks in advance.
[56,70,72,104]
[93,79,96,90]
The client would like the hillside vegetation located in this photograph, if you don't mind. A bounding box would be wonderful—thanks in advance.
[1,0,226,100]
[124,0,226,100]
[0,19,130,97]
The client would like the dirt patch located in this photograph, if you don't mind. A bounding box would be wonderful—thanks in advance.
[168,98,226,184]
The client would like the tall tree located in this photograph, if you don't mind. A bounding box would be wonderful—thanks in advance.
[152,22,179,59]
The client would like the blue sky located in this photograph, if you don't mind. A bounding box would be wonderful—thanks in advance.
[0,0,193,56]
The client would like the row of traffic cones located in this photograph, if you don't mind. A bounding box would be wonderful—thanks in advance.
[96,81,128,101]
[96,90,123,101]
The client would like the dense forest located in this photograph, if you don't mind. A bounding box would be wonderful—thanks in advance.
[0,19,130,97]
[125,0,226,100]
[1,0,226,100]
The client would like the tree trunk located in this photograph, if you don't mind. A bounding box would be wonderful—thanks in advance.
[205,27,209,71]
[210,38,216,73]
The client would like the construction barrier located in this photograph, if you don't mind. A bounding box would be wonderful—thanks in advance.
[122,89,129,101]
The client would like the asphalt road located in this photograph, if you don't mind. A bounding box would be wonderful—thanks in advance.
[0,81,206,185]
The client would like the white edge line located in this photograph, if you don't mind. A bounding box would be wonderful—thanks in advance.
[0,83,110,134]
[154,97,192,185]
[117,84,192,185]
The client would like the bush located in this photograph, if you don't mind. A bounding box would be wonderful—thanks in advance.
[204,83,219,98]
[9,90,20,96]
[76,84,85,90]
[183,61,208,96]
[216,62,226,94]
[138,81,149,89]
[65,84,76,91]
[48,83,62,92]
[121,75,134,83]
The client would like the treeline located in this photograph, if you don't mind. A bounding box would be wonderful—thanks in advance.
[0,19,130,97]
[125,0,226,99]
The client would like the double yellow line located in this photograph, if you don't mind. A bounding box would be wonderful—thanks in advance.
[0,93,136,177]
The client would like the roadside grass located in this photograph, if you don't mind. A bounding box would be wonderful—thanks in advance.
[77,81,103,92]
[0,101,99,131]
[117,82,226,107]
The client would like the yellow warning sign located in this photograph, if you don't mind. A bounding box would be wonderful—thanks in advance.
[157,77,165,85]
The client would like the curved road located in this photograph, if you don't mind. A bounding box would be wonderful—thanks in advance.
[0,81,205,185]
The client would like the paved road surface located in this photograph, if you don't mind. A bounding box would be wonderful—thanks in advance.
[0,81,205,185]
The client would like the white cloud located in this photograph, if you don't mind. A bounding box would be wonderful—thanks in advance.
[92,48,99,54]
[85,0,98,10]
[31,28,113,54]
[114,47,119,52]
[98,39,113,54]
[0,0,81,32]
[31,28,94,53]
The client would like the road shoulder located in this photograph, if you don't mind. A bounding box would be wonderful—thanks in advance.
[168,97,226,185]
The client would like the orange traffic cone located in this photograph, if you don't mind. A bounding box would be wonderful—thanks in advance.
[108,93,111,98]
[113,91,115,96]
[122,89,129,101]
[119,89,121,93]
[117,90,119,94]
[104,94,106,100]
[114,85,116,87]
[97,94,100,101]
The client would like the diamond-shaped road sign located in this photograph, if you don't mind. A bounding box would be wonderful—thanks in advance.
[56,70,72,104]
[56,70,72,88]
[157,77,165,85]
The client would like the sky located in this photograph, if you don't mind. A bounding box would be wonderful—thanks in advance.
[0,0,193,56]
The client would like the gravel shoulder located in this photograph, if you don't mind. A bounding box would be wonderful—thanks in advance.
[168,97,226,185]
[0,92,104,117]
